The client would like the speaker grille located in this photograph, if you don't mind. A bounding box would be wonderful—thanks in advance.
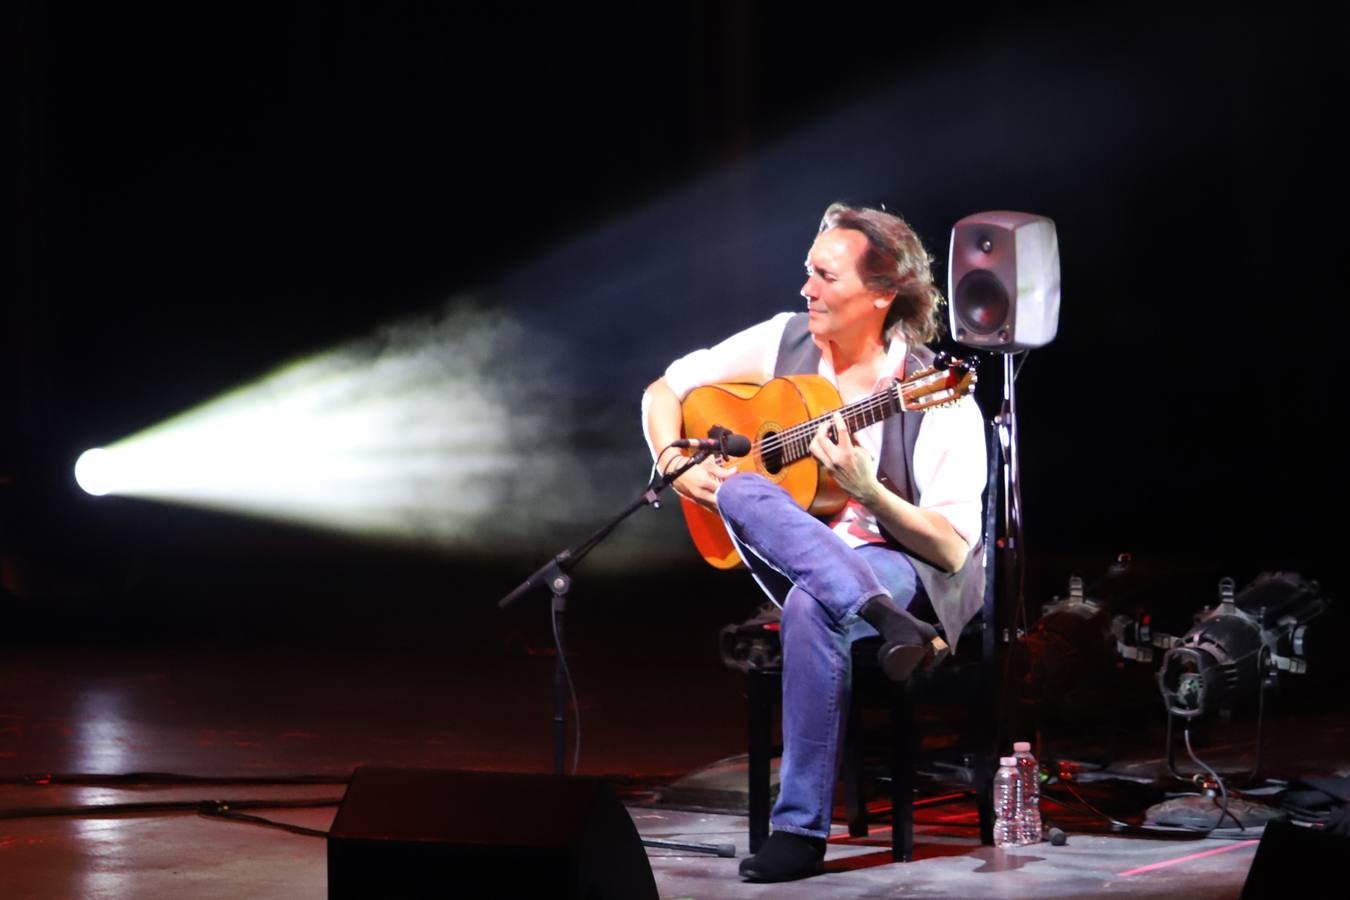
[953,269,1010,337]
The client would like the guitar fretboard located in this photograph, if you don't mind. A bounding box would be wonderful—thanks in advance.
[758,383,902,466]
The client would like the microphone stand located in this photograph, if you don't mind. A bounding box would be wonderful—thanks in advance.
[498,444,737,859]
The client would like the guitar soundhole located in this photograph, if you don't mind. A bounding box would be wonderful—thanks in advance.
[760,430,784,474]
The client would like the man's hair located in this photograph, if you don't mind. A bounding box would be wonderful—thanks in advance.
[818,202,945,346]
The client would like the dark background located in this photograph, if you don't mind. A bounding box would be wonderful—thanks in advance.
[7,2,1345,655]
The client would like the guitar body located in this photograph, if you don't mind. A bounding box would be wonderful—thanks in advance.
[680,375,849,569]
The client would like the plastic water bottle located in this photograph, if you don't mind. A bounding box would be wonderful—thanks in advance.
[1013,741,1042,844]
[993,756,1023,848]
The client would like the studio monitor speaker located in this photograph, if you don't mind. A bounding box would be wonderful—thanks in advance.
[1240,818,1348,898]
[948,211,1061,351]
[328,766,658,899]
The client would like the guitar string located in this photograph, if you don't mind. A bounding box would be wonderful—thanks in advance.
[758,391,894,459]
[755,387,899,463]
[753,375,958,464]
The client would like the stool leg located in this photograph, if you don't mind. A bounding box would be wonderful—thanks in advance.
[891,679,915,862]
[748,670,776,853]
[844,691,867,837]
[976,751,994,846]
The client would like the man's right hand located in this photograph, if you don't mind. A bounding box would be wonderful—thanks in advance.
[665,454,739,512]
[645,376,739,511]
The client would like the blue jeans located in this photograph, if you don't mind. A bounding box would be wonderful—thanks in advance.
[718,473,923,840]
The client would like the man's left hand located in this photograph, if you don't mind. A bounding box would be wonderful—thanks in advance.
[809,412,881,506]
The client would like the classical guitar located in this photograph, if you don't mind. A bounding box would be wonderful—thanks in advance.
[676,353,977,569]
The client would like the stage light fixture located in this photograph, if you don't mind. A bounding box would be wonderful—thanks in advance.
[74,448,115,497]
[1155,573,1328,720]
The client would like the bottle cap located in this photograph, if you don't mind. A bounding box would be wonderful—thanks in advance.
[1014,741,1031,752]
[999,757,1016,766]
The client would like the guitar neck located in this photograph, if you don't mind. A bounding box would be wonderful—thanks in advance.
[774,384,901,466]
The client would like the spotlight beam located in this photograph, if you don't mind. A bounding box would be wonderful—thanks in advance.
[75,303,586,554]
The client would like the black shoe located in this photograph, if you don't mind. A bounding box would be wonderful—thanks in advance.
[738,831,826,882]
[858,595,949,681]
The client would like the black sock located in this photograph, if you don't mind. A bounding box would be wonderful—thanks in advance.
[857,594,935,646]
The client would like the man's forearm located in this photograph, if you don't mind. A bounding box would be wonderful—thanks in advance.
[861,485,970,574]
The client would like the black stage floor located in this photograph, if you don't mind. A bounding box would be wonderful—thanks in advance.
[1,563,1345,898]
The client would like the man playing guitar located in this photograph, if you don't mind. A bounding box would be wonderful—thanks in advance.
[642,202,987,883]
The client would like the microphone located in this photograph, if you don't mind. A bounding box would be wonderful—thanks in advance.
[669,433,752,457]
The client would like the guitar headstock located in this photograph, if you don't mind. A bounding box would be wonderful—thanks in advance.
[897,352,977,411]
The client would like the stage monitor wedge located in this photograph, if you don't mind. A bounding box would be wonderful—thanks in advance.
[948,211,1060,351]
[328,766,658,899]
[1241,818,1349,898]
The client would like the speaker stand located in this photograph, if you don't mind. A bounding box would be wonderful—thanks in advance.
[997,352,1026,641]
[987,352,1028,761]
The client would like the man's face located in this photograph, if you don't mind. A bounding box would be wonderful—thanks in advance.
[800,227,891,344]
